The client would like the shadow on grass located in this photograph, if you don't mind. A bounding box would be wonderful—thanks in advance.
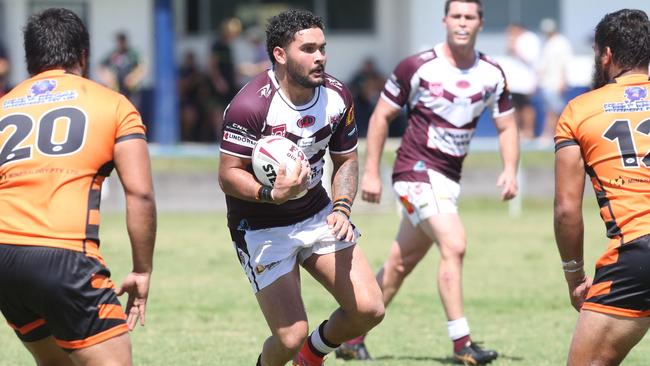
[373,354,524,364]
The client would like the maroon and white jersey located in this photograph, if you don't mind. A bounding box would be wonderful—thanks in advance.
[383,43,514,183]
[220,69,358,230]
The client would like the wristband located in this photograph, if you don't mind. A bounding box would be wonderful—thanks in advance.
[562,259,584,273]
[332,207,350,219]
[258,185,273,202]
[332,197,352,218]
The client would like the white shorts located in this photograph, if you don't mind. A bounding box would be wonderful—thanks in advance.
[232,204,358,293]
[393,169,460,226]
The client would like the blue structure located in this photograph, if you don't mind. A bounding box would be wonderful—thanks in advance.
[152,0,179,144]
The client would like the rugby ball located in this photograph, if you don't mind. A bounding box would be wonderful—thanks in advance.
[252,135,309,199]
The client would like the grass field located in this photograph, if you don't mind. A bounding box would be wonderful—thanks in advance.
[3,196,650,365]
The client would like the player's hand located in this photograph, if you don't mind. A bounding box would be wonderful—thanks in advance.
[116,272,151,331]
[327,211,355,242]
[361,171,382,203]
[272,160,309,204]
[496,170,518,201]
[566,275,592,312]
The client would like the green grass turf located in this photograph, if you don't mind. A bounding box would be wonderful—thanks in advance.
[3,198,650,365]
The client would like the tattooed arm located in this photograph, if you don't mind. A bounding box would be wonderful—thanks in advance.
[328,150,359,242]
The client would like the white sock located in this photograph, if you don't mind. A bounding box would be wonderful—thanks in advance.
[309,321,339,355]
[447,317,470,341]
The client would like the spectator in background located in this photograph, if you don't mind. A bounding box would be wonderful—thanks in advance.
[348,57,386,137]
[208,17,241,142]
[537,18,572,144]
[178,51,211,142]
[236,26,271,87]
[98,32,147,111]
[505,23,541,141]
[0,39,10,96]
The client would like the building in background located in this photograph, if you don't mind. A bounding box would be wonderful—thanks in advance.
[0,0,649,141]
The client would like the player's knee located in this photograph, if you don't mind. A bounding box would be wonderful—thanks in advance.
[440,241,466,260]
[275,323,309,354]
[351,299,385,331]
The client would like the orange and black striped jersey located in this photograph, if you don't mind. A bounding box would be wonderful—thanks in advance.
[0,69,145,254]
[556,74,650,248]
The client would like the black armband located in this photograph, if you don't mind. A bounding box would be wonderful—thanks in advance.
[258,185,273,202]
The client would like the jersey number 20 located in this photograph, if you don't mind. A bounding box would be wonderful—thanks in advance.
[0,107,86,166]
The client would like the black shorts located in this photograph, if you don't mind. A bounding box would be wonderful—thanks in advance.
[583,235,650,317]
[510,93,532,109]
[0,244,128,349]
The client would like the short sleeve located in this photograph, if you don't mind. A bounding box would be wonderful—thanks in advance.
[380,56,421,109]
[490,63,514,118]
[219,98,266,158]
[555,102,578,152]
[329,99,359,154]
[115,95,146,142]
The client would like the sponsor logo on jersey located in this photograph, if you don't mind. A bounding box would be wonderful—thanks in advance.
[298,137,315,148]
[271,124,286,137]
[609,175,650,187]
[604,87,650,113]
[483,86,495,102]
[345,105,355,126]
[625,86,647,103]
[223,131,256,148]
[30,80,57,96]
[258,83,272,98]
[326,77,343,90]
[413,160,426,172]
[330,111,344,130]
[297,115,316,128]
[428,82,444,98]
[4,81,78,109]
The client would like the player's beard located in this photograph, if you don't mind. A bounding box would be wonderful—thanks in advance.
[592,55,609,90]
[286,57,325,89]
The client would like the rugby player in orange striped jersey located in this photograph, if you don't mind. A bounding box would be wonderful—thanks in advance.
[0,8,156,366]
[555,9,650,366]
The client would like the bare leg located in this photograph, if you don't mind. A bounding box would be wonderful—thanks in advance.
[69,332,133,366]
[567,310,650,366]
[23,336,75,366]
[255,265,309,366]
[303,244,384,344]
[418,213,467,321]
[376,216,434,307]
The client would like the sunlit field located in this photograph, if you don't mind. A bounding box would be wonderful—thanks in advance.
[3,150,650,365]
[3,197,650,365]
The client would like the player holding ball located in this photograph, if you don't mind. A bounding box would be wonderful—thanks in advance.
[218,9,384,366]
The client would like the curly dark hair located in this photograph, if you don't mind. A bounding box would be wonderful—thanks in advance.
[24,8,89,75]
[265,9,324,65]
[595,9,650,71]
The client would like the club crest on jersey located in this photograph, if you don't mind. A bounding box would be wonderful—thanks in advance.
[625,86,647,103]
[29,80,57,96]
[271,124,286,137]
[297,115,316,128]
[456,80,471,89]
